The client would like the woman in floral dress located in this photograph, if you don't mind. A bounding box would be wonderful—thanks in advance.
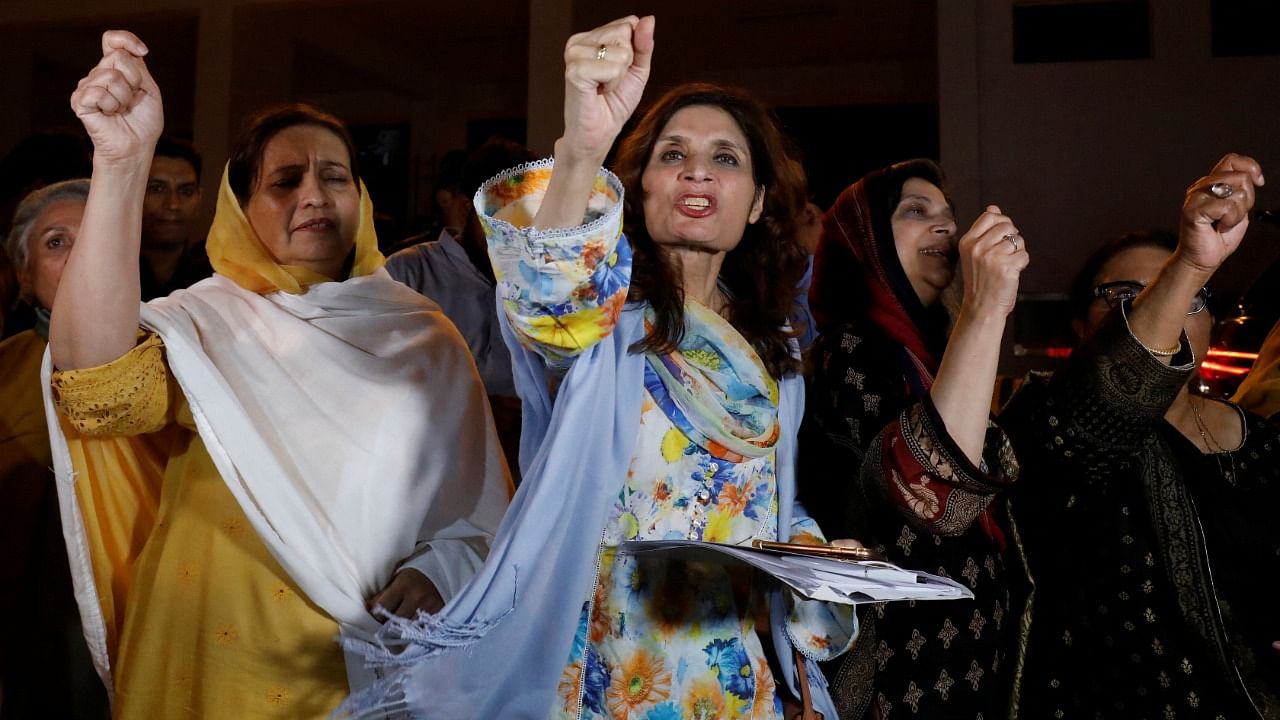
[342,14,858,720]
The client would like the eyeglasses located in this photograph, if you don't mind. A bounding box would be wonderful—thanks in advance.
[1093,281,1210,315]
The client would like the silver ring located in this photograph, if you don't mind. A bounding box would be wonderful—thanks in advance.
[1004,232,1020,251]
[595,44,608,61]
[1208,182,1234,199]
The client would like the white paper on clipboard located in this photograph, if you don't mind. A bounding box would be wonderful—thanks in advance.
[617,539,973,605]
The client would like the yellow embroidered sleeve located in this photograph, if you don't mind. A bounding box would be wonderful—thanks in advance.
[51,331,175,436]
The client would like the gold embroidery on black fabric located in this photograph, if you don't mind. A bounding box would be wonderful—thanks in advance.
[831,610,879,719]
[1143,434,1247,706]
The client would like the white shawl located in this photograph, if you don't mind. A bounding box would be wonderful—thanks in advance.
[42,271,511,691]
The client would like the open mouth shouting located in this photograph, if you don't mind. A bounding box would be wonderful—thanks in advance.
[676,194,716,218]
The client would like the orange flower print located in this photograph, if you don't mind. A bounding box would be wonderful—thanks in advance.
[750,657,777,717]
[599,291,627,325]
[606,649,672,718]
[683,677,727,720]
[581,240,606,269]
[488,168,551,204]
[558,660,584,715]
[716,483,750,516]
[588,580,612,643]
[788,531,824,547]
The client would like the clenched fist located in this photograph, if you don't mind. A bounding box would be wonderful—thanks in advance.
[70,30,164,165]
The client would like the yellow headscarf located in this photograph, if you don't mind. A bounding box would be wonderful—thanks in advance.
[1234,319,1280,420]
[205,163,385,294]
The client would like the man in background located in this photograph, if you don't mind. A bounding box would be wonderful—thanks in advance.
[140,136,212,300]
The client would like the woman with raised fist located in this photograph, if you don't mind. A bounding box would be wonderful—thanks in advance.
[343,14,858,720]
[798,160,1029,718]
[1003,155,1278,718]
[47,30,510,718]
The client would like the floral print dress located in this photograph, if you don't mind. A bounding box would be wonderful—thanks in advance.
[478,161,854,720]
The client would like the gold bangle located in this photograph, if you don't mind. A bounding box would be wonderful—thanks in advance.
[1139,338,1182,357]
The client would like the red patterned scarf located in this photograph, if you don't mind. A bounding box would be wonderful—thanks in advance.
[809,172,949,374]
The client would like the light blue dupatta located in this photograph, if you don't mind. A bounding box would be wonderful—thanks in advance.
[339,303,839,718]
[339,305,644,718]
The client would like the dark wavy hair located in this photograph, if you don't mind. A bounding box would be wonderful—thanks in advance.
[612,83,809,379]
[227,104,360,204]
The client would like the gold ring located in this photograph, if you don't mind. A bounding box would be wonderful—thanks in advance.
[595,44,608,61]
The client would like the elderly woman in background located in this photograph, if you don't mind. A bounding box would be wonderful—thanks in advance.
[1001,157,1278,718]
[0,179,109,718]
[798,160,1028,718]
[45,31,510,718]
[343,15,859,720]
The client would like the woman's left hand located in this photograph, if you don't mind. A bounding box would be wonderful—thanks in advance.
[957,205,1030,320]
[829,538,865,549]
[367,568,444,620]
[1175,153,1263,276]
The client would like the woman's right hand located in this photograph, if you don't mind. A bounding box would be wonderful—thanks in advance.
[70,31,163,165]
[956,205,1029,319]
[558,15,655,165]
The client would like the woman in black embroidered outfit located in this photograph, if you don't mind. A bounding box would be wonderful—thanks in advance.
[1002,155,1278,719]
[798,159,1029,718]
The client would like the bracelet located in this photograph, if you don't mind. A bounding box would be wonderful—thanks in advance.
[1138,338,1182,357]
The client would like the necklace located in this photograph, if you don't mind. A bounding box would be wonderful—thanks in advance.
[1189,397,1237,484]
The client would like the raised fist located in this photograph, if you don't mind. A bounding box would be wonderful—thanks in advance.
[69,30,164,164]
[957,205,1029,319]
[559,15,655,163]
[1176,153,1264,275]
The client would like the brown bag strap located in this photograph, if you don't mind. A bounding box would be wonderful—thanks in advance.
[792,650,822,720]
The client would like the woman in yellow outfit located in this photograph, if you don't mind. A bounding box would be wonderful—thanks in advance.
[1,180,110,717]
[45,31,511,718]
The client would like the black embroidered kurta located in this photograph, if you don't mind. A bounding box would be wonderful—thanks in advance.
[1001,309,1279,719]
[799,320,1025,719]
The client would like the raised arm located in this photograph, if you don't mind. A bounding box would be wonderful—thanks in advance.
[532,15,654,230]
[477,16,652,369]
[50,31,164,370]
[1130,153,1263,359]
[929,206,1028,465]
[1001,154,1264,480]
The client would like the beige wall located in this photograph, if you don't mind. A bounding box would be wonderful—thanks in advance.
[938,0,1280,298]
[3,0,1276,289]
